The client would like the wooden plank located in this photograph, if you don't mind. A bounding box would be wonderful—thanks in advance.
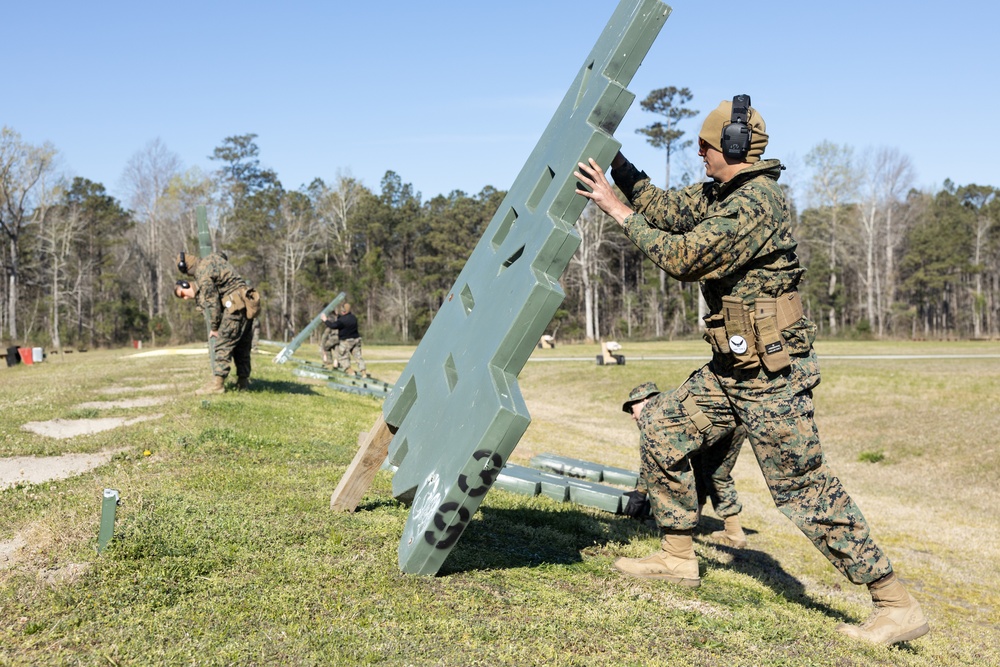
[329,413,395,512]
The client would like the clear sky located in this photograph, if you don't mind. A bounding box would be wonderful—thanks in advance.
[7,1,998,206]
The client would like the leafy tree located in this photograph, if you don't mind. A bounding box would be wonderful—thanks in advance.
[635,87,698,189]
[899,186,970,336]
[803,141,859,335]
[50,178,132,348]
[209,134,283,337]
[957,184,999,338]
[121,138,181,320]
[416,187,501,318]
[0,127,56,342]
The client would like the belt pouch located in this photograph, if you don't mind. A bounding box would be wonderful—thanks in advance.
[754,297,791,372]
[224,289,245,313]
[702,313,729,353]
[722,296,759,369]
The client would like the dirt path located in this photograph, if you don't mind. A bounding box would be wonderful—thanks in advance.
[20,414,162,440]
[0,448,129,490]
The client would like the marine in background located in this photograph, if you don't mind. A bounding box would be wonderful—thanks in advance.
[174,251,260,394]
[320,302,367,378]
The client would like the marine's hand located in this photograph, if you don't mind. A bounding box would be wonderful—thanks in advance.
[574,158,633,225]
[621,490,650,518]
[209,330,219,338]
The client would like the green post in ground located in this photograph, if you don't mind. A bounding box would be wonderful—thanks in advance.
[196,206,217,374]
[97,488,119,553]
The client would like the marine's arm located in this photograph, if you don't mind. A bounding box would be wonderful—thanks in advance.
[194,264,222,332]
[621,183,780,282]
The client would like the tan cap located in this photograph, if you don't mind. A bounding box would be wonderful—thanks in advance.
[698,100,769,163]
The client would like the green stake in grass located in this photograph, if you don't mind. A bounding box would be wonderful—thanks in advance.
[330,0,671,575]
[196,205,217,376]
[97,488,120,553]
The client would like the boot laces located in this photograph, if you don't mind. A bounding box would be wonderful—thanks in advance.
[857,604,891,630]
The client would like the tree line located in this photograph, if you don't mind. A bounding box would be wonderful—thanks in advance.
[1,119,998,355]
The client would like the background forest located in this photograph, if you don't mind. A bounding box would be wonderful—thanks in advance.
[2,91,998,352]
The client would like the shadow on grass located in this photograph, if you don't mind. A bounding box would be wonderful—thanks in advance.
[694,516,857,624]
[436,505,654,575]
[244,379,321,395]
[438,508,864,627]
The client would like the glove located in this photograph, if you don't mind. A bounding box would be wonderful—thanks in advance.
[621,490,650,518]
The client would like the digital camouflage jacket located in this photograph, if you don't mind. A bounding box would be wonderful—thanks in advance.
[611,158,806,316]
[189,253,248,331]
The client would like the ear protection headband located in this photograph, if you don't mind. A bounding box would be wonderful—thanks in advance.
[177,251,188,274]
[721,94,752,160]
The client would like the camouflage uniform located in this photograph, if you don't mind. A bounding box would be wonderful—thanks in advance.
[612,158,892,585]
[319,324,340,366]
[190,252,255,382]
[628,383,745,520]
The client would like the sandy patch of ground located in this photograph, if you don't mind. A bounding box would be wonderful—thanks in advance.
[0,533,27,567]
[97,383,177,395]
[38,561,92,585]
[21,414,163,440]
[0,448,129,489]
[75,396,170,410]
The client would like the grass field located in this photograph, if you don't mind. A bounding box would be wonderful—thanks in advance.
[1,339,998,666]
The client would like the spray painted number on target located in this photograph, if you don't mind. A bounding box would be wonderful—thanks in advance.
[424,502,469,549]
[458,449,504,497]
[423,450,503,549]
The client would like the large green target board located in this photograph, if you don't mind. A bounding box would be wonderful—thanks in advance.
[342,0,671,575]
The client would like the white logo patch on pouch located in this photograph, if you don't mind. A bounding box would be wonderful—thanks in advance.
[728,335,748,355]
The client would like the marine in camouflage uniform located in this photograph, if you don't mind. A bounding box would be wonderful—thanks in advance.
[174,251,257,394]
[622,382,747,548]
[322,302,367,377]
[575,99,928,645]
[319,317,340,368]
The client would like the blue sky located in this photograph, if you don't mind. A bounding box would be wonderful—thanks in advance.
[7,1,998,206]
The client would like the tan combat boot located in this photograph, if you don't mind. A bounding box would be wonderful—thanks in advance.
[613,531,701,588]
[236,376,250,391]
[710,515,748,549]
[195,375,226,395]
[836,573,929,645]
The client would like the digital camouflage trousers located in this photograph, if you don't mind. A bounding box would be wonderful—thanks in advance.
[337,337,366,373]
[212,310,254,380]
[637,348,892,585]
[636,423,745,519]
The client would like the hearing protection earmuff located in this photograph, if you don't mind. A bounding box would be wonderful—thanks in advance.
[175,279,191,290]
[721,94,752,160]
[177,251,188,274]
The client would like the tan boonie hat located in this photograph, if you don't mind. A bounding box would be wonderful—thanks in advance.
[622,381,660,413]
[698,99,769,163]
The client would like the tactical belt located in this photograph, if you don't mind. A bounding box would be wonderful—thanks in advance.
[703,291,803,372]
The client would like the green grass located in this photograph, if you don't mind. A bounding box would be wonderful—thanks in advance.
[1,340,998,666]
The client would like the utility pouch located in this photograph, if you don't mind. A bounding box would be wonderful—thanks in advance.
[702,313,730,354]
[754,297,791,372]
[224,289,245,313]
[244,287,261,319]
[721,296,759,369]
